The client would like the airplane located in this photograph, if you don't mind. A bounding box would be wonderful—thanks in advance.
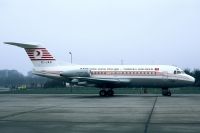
[4,42,195,97]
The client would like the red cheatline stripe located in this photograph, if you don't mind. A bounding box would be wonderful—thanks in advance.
[42,53,51,55]
[42,52,50,54]
[28,54,34,56]
[31,59,56,60]
[42,50,49,52]
[26,52,34,54]
[26,50,34,52]
[26,48,46,50]
[26,52,53,55]
[28,56,54,58]
[29,56,54,59]
[27,52,52,55]
[41,57,54,59]
[29,56,54,58]
[42,55,53,57]
[42,49,48,51]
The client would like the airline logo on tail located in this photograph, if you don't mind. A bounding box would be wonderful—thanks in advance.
[25,48,55,61]
[4,42,57,67]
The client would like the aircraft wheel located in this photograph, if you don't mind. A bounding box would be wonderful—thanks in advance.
[162,89,167,96]
[162,88,171,96]
[107,90,114,96]
[167,91,171,96]
[99,90,107,97]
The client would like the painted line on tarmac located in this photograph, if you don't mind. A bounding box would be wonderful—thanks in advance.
[0,106,57,120]
[144,96,158,133]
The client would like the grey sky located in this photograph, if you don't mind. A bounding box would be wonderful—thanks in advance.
[0,0,200,74]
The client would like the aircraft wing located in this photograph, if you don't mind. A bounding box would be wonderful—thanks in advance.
[73,77,131,88]
[59,70,131,88]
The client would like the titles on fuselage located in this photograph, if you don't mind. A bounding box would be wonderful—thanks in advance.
[80,67,157,71]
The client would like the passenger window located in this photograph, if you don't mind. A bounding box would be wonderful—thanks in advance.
[174,71,177,74]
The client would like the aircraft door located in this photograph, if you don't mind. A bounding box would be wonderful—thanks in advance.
[162,71,168,80]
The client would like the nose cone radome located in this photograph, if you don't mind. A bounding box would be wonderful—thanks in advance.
[187,75,195,85]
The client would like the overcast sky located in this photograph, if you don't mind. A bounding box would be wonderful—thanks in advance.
[0,0,200,74]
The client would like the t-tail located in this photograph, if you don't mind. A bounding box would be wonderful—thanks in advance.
[4,42,57,67]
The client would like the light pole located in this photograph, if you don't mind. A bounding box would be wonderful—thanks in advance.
[121,59,124,65]
[69,51,73,93]
[69,52,72,64]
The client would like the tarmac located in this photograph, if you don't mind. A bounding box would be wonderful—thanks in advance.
[0,94,200,133]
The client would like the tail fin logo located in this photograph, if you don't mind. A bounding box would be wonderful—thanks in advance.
[33,49,43,59]
[25,48,55,61]
[4,42,57,66]
[35,50,41,56]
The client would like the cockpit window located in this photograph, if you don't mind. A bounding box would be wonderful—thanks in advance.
[177,71,181,74]
[174,70,185,74]
[181,71,185,74]
[174,71,177,74]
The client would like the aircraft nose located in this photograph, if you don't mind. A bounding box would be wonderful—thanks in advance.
[187,75,195,84]
[191,76,195,83]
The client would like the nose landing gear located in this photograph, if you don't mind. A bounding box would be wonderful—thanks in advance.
[99,89,114,97]
[162,88,171,96]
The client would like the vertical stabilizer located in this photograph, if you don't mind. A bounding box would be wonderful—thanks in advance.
[4,42,57,67]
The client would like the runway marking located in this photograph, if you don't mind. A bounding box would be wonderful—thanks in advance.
[144,96,158,133]
[0,106,57,120]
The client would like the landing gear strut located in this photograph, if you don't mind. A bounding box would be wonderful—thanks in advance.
[162,88,171,96]
[99,89,114,97]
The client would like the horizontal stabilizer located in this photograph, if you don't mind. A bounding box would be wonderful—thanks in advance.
[4,42,41,48]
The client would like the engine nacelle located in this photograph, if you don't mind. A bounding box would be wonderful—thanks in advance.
[60,69,91,77]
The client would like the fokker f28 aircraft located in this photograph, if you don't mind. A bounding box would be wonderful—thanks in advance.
[4,42,195,96]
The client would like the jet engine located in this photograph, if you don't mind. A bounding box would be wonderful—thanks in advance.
[60,69,91,77]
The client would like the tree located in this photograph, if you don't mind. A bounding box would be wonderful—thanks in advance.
[193,69,200,87]
[44,80,66,88]
[184,69,200,87]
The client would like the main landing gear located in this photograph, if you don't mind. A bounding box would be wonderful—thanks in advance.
[162,88,171,96]
[99,89,114,97]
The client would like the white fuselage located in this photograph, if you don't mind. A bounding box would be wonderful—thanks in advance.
[33,65,195,88]
[5,42,196,96]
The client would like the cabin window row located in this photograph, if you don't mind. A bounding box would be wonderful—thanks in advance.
[91,71,156,75]
[81,68,155,71]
